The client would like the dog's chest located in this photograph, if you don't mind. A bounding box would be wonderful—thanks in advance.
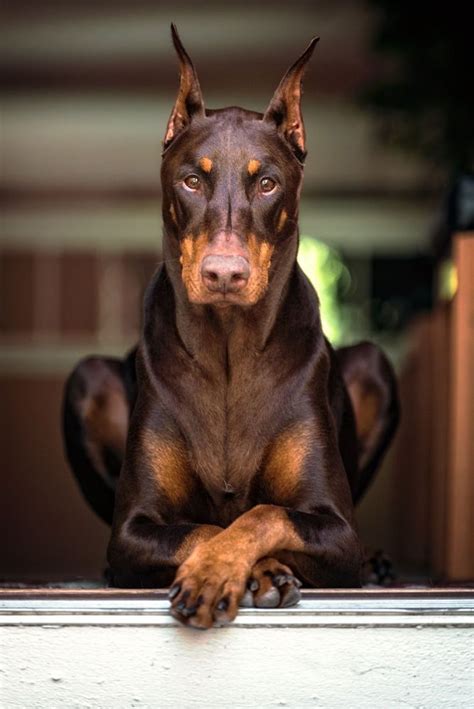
[173,345,290,500]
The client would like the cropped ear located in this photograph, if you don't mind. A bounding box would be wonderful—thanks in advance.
[263,37,319,163]
[164,24,205,148]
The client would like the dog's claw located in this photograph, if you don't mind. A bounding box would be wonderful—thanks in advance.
[279,583,302,608]
[248,578,259,592]
[274,573,303,589]
[168,584,181,600]
[273,573,290,587]
[216,597,229,612]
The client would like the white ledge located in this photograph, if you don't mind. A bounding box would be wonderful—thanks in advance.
[2,589,473,708]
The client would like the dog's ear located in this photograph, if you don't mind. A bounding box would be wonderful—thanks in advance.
[164,24,205,149]
[263,37,319,163]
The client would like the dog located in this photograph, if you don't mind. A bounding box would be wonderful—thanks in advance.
[63,25,399,629]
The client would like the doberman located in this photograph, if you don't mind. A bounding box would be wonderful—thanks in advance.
[63,26,399,628]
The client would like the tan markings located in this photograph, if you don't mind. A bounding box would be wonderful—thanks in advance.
[180,233,209,302]
[263,422,313,503]
[199,157,213,173]
[277,209,288,232]
[227,504,302,558]
[142,429,191,508]
[180,505,302,582]
[245,234,274,304]
[247,159,261,176]
[175,525,222,565]
[347,381,381,444]
[169,204,177,224]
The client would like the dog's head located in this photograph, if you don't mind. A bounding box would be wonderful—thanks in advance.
[161,25,318,308]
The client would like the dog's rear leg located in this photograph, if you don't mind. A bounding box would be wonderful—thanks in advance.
[62,351,136,524]
[336,341,400,504]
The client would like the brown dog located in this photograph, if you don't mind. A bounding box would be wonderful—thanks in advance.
[63,26,399,628]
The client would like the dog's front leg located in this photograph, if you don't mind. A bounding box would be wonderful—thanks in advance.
[170,504,361,628]
[107,397,227,587]
[107,516,223,588]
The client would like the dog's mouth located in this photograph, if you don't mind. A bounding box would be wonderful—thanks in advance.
[183,276,258,308]
[198,290,250,308]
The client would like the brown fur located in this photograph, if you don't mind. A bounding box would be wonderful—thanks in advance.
[63,28,399,629]
[175,525,222,565]
[348,380,381,444]
[77,364,129,482]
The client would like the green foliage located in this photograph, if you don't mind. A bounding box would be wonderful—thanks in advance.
[298,236,352,345]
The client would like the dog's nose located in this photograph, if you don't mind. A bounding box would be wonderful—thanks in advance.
[201,255,250,294]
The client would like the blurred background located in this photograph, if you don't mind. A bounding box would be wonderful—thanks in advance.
[1,0,473,584]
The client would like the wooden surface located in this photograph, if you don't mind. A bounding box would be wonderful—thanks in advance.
[446,233,474,579]
[430,303,451,576]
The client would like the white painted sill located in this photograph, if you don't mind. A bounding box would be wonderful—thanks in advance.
[2,589,473,709]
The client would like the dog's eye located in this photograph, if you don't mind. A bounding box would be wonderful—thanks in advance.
[260,177,276,194]
[183,175,201,191]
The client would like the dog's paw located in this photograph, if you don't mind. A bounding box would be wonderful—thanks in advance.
[362,549,396,587]
[168,544,249,629]
[240,557,302,609]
